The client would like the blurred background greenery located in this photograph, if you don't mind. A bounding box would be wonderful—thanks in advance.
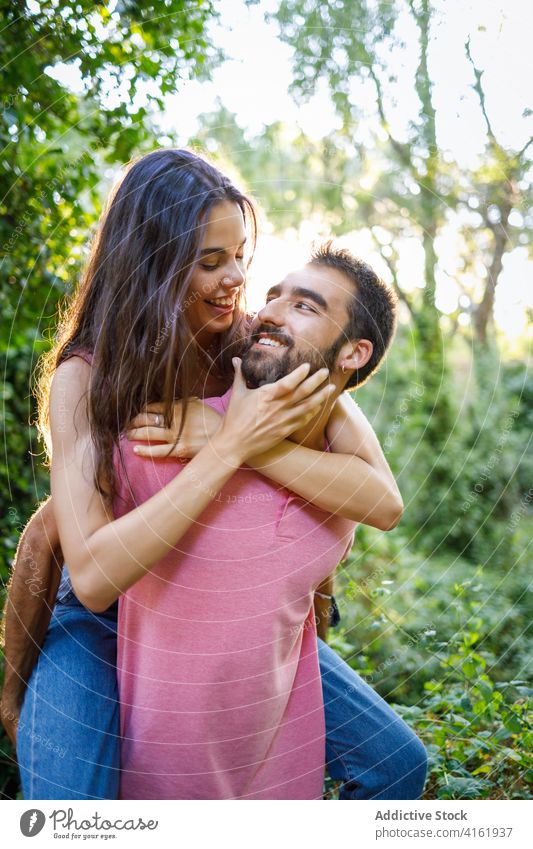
[1,0,531,799]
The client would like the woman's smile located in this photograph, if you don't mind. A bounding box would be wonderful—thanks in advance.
[204,294,237,314]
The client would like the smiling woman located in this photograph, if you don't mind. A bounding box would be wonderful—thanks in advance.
[184,201,247,348]
[34,149,257,487]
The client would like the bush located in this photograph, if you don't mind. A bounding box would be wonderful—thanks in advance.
[330,523,533,799]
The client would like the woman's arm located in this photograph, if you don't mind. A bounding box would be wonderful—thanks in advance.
[248,392,403,529]
[51,357,332,613]
[0,498,62,745]
[129,391,403,530]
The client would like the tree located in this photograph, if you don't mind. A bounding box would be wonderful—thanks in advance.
[463,40,533,346]
[1,0,220,339]
[270,2,531,347]
[264,0,531,549]
[190,101,366,231]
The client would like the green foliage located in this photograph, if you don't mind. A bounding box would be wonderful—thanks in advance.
[330,525,533,799]
[417,625,533,800]
[351,328,532,566]
[191,104,366,232]
[328,313,532,801]
[1,0,220,341]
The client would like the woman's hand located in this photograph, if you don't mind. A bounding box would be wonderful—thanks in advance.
[126,360,334,466]
[126,399,222,459]
[215,358,334,465]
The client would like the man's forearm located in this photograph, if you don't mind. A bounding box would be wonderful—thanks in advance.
[1,497,62,744]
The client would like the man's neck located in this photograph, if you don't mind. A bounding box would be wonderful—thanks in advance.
[290,384,342,450]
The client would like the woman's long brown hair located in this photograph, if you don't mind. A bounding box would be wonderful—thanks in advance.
[35,148,256,499]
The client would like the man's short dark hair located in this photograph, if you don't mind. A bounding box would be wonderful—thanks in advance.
[310,242,397,388]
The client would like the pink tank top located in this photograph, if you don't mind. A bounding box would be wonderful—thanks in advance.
[113,390,354,800]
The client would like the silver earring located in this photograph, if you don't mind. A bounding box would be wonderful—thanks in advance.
[341,365,346,374]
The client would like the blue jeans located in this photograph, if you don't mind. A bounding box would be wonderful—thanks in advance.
[18,593,426,799]
[320,638,427,799]
[17,591,120,800]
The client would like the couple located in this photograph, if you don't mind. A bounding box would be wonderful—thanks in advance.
[1,149,427,799]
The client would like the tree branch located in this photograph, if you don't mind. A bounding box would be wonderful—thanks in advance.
[516,136,533,160]
[408,0,437,161]
[369,227,416,320]
[465,37,498,147]
[473,202,511,345]
[366,64,418,180]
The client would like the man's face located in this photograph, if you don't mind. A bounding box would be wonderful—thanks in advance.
[241,264,354,387]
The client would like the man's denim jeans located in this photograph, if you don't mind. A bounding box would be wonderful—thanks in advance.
[319,638,427,799]
[18,592,427,800]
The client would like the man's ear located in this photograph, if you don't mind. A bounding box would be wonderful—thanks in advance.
[338,339,373,373]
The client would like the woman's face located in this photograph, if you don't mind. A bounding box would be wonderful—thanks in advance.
[185,201,247,348]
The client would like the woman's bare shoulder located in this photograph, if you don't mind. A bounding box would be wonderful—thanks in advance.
[55,353,92,376]
[50,356,92,439]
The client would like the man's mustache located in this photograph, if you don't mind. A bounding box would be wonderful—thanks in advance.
[248,325,295,349]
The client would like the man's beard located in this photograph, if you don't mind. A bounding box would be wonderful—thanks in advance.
[241,324,346,388]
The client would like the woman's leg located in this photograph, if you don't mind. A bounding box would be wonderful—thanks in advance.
[17,590,120,800]
[319,638,428,799]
